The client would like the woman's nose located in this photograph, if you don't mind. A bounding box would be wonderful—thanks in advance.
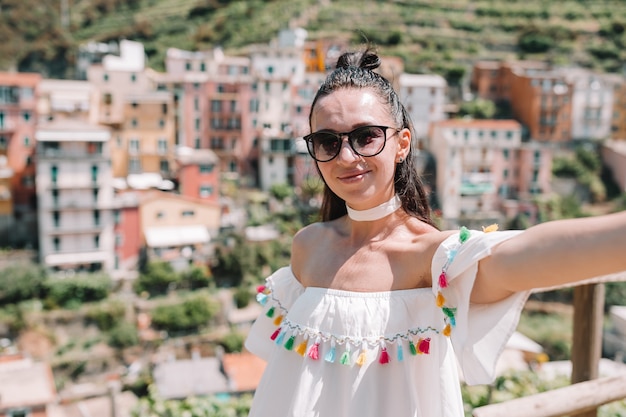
[336,137,359,162]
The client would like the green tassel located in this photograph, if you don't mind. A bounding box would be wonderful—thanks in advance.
[409,340,417,355]
[284,335,295,350]
[340,350,351,366]
[265,306,275,318]
[442,307,457,318]
[459,226,470,243]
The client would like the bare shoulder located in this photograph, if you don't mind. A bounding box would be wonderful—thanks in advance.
[291,220,338,278]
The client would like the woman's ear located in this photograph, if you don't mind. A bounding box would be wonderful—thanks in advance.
[396,128,411,162]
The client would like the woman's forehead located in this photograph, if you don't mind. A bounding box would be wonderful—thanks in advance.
[311,89,391,129]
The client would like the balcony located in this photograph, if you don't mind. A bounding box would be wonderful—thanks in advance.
[460,172,495,196]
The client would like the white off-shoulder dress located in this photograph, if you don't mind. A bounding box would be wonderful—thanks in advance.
[245,229,531,417]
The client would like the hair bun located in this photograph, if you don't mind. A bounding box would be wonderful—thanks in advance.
[335,48,381,71]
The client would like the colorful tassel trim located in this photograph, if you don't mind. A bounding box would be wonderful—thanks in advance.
[436,226,473,337]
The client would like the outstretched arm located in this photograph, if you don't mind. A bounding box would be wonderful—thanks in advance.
[472,211,626,304]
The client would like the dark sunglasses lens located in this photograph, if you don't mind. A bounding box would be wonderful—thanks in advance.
[350,126,386,156]
[310,133,340,161]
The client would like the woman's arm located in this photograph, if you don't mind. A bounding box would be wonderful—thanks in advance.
[472,211,626,304]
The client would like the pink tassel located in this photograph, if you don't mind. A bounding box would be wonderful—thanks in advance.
[379,347,390,364]
[308,342,320,360]
[438,272,448,288]
[270,327,281,341]
[257,285,266,293]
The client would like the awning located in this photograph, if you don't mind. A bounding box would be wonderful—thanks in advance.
[45,251,109,266]
[145,225,210,248]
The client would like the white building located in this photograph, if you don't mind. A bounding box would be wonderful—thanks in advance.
[250,29,307,191]
[35,118,115,273]
[398,73,448,149]
[560,68,618,142]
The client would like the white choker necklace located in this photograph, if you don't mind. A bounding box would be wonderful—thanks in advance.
[346,195,402,221]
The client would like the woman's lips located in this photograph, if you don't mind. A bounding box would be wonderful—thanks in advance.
[338,170,369,182]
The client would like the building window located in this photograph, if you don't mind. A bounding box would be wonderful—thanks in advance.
[94,234,100,249]
[51,165,58,183]
[211,100,221,112]
[114,209,121,225]
[104,73,109,82]
[53,237,60,252]
[160,159,169,172]
[199,185,213,197]
[158,138,167,154]
[115,233,123,247]
[200,62,206,72]
[186,62,192,71]
[199,164,214,173]
[159,119,165,128]
[23,136,30,146]
[156,211,165,219]
[91,165,98,182]
[131,73,136,82]
[194,137,200,149]
[129,157,141,173]
[23,112,31,122]
[93,210,100,226]
[129,139,140,153]
[53,211,60,228]
[181,210,195,217]
[503,149,509,159]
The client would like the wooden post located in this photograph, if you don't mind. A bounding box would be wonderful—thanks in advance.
[570,283,605,417]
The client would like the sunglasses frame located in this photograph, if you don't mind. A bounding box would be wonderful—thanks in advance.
[303,125,400,162]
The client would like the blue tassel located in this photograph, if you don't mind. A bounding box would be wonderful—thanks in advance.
[397,343,404,362]
[256,292,268,305]
[325,345,336,363]
[275,330,286,345]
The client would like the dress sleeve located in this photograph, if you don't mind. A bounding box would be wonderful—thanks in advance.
[244,266,305,361]
[431,229,531,385]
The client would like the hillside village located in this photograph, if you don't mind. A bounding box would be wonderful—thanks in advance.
[2,25,626,416]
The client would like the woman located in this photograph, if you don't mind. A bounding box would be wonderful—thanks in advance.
[244,47,626,417]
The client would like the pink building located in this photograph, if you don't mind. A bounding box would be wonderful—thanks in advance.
[175,147,220,205]
[430,119,552,227]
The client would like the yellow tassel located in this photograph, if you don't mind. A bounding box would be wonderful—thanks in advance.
[482,224,499,233]
[436,291,445,307]
[295,341,307,356]
[443,323,452,337]
[273,315,283,326]
[356,349,367,366]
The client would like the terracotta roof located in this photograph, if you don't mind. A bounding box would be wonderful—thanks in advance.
[0,72,42,87]
[221,351,266,392]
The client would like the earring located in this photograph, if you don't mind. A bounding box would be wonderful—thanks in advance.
[397,157,404,164]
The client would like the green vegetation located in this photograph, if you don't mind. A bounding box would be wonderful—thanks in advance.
[4,0,626,81]
[150,292,219,334]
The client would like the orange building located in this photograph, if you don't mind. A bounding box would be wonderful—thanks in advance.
[0,72,41,246]
[471,61,573,142]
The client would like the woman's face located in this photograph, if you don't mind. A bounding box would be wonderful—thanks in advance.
[310,88,410,210]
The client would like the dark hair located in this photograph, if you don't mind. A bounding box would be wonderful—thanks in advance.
[308,47,436,227]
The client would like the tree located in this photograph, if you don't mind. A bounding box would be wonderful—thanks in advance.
[0,263,46,304]
[458,99,496,119]
[134,261,181,297]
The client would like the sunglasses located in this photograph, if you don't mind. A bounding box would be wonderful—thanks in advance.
[303,125,400,162]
